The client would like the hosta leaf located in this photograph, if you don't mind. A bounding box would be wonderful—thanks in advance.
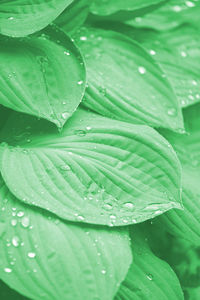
[73,27,184,132]
[120,25,200,108]
[0,108,182,226]
[0,280,29,300]
[154,103,200,245]
[0,0,73,37]
[0,176,132,300]
[55,0,90,35]
[90,0,164,16]
[126,0,200,31]
[115,226,184,300]
[0,26,85,128]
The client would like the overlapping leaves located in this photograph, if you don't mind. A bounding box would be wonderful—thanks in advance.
[0,175,132,300]
[0,108,182,226]
[73,26,184,131]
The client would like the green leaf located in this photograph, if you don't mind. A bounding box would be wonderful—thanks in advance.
[0,108,182,226]
[73,27,184,132]
[115,226,184,300]
[90,0,164,16]
[126,0,200,31]
[0,176,132,300]
[154,103,200,245]
[0,0,74,37]
[125,25,200,108]
[0,25,86,128]
[55,0,91,35]
[0,280,29,300]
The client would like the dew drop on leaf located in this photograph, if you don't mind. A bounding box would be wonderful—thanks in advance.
[4,268,12,273]
[28,252,36,258]
[138,66,146,74]
[12,236,20,247]
[146,274,153,281]
[21,216,30,228]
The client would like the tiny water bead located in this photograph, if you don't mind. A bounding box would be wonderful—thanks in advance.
[172,5,182,12]
[74,129,86,137]
[21,216,30,228]
[80,36,87,41]
[60,164,71,171]
[167,108,177,116]
[28,252,36,258]
[12,236,20,247]
[61,112,70,120]
[138,66,146,74]
[64,51,70,56]
[4,268,12,273]
[185,1,195,7]
[146,274,153,281]
[77,80,84,85]
[17,211,24,217]
[149,50,156,55]
[101,269,106,275]
[123,202,134,210]
[11,219,17,226]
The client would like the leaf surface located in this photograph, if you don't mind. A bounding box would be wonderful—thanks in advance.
[0,0,73,37]
[55,0,90,35]
[155,103,200,245]
[90,0,164,16]
[73,27,184,131]
[0,26,86,128]
[126,25,200,108]
[115,226,184,300]
[0,176,132,300]
[0,108,182,226]
[126,0,200,31]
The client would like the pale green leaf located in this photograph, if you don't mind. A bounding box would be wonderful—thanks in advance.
[0,176,132,300]
[115,226,184,300]
[119,25,200,108]
[0,108,182,226]
[55,0,90,35]
[0,0,73,37]
[73,27,184,132]
[90,0,164,16]
[0,25,86,128]
[126,0,200,31]
[154,103,200,245]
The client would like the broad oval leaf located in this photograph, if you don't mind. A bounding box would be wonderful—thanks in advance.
[126,0,200,31]
[125,25,200,108]
[0,26,86,128]
[115,226,184,300]
[73,27,184,132]
[55,0,90,35]
[0,176,132,300]
[0,0,74,37]
[0,108,182,226]
[90,0,164,16]
[155,103,200,245]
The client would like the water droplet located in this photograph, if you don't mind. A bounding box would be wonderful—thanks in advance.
[86,126,91,131]
[77,80,83,85]
[192,80,197,86]
[101,269,106,274]
[28,252,36,258]
[21,216,30,228]
[60,164,71,171]
[172,5,182,12]
[123,202,134,210]
[61,112,69,120]
[180,51,187,57]
[138,66,146,74]
[4,268,12,273]
[149,50,156,55]
[80,36,87,41]
[167,108,177,116]
[77,215,85,221]
[17,211,24,217]
[147,274,153,280]
[103,204,113,210]
[185,1,195,7]
[74,130,86,137]
[98,86,107,96]
[8,17,14,20]
[64,51,70,56]
[11,219,17,226]
[12,236,20,247]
